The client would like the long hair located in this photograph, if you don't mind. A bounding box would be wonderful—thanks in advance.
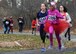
[59,5,67,12]
[40,3,47,11]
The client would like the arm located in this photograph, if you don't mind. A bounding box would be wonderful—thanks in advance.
[23,19,25,25]
[66,13,72,23]
[36,13,40,26]
[36,18,40,26]
[36,18,38,24]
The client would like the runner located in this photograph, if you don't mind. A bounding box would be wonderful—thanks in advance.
[44,2,69,50]
[59,5,72,41]
[31,18,36,35]
[37,3,47,52]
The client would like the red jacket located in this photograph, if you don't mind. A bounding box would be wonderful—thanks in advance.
[32,20,36,28]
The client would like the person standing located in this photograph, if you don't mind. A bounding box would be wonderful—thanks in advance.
[9,16,14,34]
[3,17,10,34]
[17,17,24,32]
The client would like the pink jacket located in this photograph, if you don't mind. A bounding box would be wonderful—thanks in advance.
[46,9,63,24]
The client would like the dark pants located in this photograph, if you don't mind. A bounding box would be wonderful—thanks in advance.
[65,28,71,41]
[4,26,10,34]
[32,28,36,35]
[40,24,46,43]
[19,24,24,32]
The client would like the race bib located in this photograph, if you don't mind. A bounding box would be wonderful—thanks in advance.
[6,21,9,24]
[39,17,46,23]
[19,20,22,23]
[48,15,56,21]
[10,24,13,26]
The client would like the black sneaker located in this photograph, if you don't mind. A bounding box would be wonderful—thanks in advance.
[46,35,49,39]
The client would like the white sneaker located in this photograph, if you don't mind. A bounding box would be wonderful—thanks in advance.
[58,46,66,52]
[41,48,46,52]
[48,46,53,49]
[46,33,50,36]
[61,45,66,49]
[61,45,65,48]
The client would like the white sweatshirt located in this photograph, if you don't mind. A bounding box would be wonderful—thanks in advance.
[66,12,72,27]
[66,12,72,23]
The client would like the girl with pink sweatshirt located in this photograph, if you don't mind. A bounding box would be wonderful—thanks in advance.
[44,2,69,50]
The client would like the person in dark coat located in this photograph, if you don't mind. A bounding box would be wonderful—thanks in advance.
[17,17,24,32]
[3,17,10,34]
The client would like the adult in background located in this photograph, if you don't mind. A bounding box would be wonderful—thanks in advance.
[3,17,10,34]
[17,17,24,32]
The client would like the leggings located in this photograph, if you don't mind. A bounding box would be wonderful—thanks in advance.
[65,28,71,41]
[49,26,61,49]
[40,24,46,43]
[32,28,36,35]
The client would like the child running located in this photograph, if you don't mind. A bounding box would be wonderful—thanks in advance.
[31,18,36,35]
[44,2,69,51]
[59,5,72,41]
[37,3,47,52]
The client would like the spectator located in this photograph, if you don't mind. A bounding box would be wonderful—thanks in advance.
[17,17,24,32]
[9,16,14,34]
[3,17,10,34]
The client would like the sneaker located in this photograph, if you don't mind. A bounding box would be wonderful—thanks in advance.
[61,46,66,50]
[46,33,50,39]
[65,35,67,38]
[48,46,53,49]
[58,46,66,52]
[41,48,46,52]
[68,38,71,41]
[46,35,49,39]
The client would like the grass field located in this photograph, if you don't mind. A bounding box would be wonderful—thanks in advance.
[0,34,58,51]
[0,34,75,54]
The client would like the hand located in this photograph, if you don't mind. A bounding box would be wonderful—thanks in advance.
[37,23,40,26]
[66,21,69,23]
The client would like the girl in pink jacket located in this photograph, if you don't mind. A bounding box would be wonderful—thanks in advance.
[44,2,69,50]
